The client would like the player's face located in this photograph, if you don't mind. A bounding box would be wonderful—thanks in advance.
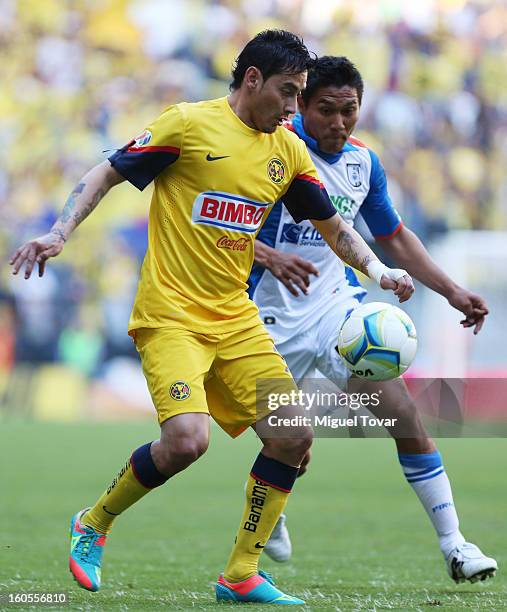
[250,71,307,133]
[298,85,360,154]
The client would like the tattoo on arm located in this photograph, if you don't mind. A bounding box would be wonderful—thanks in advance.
[57,183,107,230]
[336,230,373,274]
[50,228,66,242]
[72,188,106,226]
[61,182,86,223]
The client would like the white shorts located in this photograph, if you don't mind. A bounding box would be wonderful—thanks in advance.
[272,296,364,387]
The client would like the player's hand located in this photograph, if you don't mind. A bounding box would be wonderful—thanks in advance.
[447,287,489,335]
[268,251,319,297]
[379,271,415,303]
[367,261,414,303]
[9,231,66,279]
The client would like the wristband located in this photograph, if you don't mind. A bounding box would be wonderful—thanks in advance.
[367,260,408,286]
[366,260,387,285]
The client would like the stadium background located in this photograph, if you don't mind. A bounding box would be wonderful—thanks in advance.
[1,0,506,421]
[0,0,507,609]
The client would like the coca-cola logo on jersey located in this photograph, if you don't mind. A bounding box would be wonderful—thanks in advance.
[192,191,270,233]
[216,236,249,251]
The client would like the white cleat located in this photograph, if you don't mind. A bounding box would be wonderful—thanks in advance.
[446,542,498,584]
[264,514,292,563]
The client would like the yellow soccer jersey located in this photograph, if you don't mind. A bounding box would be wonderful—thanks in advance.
[109,96,335,334]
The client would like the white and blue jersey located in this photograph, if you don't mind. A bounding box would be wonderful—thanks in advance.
[248,113,403,345]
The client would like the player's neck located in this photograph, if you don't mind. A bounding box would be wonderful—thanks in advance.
[227,92,257,130]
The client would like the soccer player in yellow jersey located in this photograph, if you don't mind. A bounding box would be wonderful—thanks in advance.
[10,31,414,604]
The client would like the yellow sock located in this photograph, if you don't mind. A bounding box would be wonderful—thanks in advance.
[224,454,298,582]
[83,442,168,534]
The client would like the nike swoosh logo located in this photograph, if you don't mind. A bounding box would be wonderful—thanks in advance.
[255,542,265,549]
[102,505,120,516]
[206,153,230,161]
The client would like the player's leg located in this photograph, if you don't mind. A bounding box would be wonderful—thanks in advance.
[262,331,317,563]
[69,327,214,591]
[315,298,497,583]
[216,406,311,604]
[356,376,497,583]
[207,323,311,603]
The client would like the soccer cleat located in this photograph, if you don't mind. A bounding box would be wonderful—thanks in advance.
[446,542,498,583]
[264,513,292,563]
[216,570,304,604]
[69,508,107,592]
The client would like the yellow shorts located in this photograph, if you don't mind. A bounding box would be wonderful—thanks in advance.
[133,321,297,437]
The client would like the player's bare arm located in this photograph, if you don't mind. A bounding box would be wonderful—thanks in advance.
[311,212,415,303]
[254,239,319,296]
[9,161,125,279]
[379,226,488,334]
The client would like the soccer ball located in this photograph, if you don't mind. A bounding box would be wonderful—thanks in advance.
[337,302,417,381]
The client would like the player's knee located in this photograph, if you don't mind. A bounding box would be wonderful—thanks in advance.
[157,435,208,472]
[265,426,313,465]
[173,435,209,466]
[394,399,413,418]
[388,399,420,426]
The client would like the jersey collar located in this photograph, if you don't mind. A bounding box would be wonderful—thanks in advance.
[292,113,345,164]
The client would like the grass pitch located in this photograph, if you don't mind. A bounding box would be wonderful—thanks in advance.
[1,420,506,610]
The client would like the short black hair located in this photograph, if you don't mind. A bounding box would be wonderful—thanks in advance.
[301,56,364,105]
[230,30,313,90]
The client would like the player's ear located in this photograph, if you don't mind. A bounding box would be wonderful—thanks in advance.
[244,67,262,92]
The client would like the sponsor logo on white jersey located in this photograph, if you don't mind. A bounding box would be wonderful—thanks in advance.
[329,194,357,218]
[280,223,325,247]
[192,191,270,233]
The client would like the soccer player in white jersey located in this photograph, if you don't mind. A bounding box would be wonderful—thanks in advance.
[250,56,497,583]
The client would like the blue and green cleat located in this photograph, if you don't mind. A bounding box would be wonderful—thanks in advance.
[216,570,304,604]
[69,508,107,592]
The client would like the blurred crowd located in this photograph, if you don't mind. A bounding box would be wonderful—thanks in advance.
[1,0,506,377]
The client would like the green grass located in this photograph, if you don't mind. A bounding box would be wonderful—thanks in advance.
[1,420,506,610]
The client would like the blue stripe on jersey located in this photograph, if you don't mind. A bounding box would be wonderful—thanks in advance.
[345,266,361,287]
[247,201,283,298]
[359,149,402,238]
[341,141,359,153]
[291,114,358,163]
[194,219,259,233]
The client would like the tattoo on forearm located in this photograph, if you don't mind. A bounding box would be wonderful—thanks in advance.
[336,230,373,274]
[50,228,66,242]
[58,183,106,229]
[72,188,106,226]
[61,182,85,223]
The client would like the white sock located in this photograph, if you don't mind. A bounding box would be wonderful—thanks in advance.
[398,451,465,557]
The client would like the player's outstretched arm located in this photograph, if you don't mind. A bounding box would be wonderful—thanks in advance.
[311,213,415,303]
[9,161,125,279]
[254,239,319,296]
[378,225,488,334]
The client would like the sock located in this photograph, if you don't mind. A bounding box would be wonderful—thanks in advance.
[224,453,298,582]
[399,451,465,557]
[83,442,168,535]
